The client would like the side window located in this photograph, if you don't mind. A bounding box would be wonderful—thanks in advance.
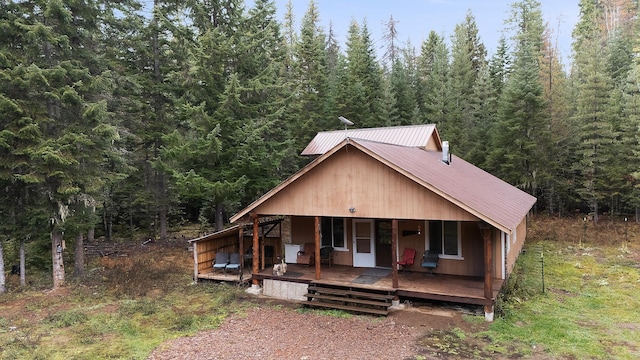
[443,221,459,256]
[321,217,346,249]
[428,221,442,253]
[332,218,345,248]
[428,220,462,259]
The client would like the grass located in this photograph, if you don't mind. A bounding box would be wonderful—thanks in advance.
[0,243,250,360]
[1,217,639,359]
[476,216,640,359]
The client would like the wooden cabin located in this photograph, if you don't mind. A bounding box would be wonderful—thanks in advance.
[224,125,536,320]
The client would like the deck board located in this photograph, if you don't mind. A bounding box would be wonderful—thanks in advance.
[252,264,503,306]
[197,268,253,283]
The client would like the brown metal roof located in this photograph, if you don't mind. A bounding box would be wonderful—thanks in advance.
[231,129,536,234]
[301,124,440,156]
[354,140,537,233]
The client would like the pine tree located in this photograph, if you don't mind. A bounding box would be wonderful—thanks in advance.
[288,0,330,151]
[324,22,342,125]
[447,11,487,155]
[571,0,618,222]
[389,56,418,125]
[623,64,640,220]
[489,36,511,100]
[338,19,384,127]
[466,62,497,167]
[539,25,573,215]
[0,0,126,287]
[96,0,146,240]
[488,0,548,200]
[417,31,450,126]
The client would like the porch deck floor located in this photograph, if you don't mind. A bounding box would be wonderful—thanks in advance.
[197,268,253,283]
[254,264,504,306]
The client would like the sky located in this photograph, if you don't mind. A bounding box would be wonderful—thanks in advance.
[267,0,580,65]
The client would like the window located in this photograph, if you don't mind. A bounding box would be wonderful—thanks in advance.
[321,217,346,250]
[428,220,462,259]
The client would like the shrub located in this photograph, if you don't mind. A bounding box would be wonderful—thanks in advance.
[45,309,88,327]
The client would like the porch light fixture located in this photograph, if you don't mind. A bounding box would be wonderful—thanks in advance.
[349,207,356,213]
[402,225,421,237]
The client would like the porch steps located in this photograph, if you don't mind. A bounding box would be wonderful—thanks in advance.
[302,284,396,316]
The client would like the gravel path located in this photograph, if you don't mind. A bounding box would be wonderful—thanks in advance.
[147,305,428,360]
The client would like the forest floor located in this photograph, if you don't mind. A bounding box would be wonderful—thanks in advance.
[1,216,639,359]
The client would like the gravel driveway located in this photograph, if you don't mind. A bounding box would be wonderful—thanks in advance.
[147,305,434,360]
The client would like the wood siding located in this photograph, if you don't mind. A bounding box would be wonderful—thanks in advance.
[289,216,495,277]
[193,233,239,277]
[192,231,281,278]
[254,147,480,221]
[506,217,528,276]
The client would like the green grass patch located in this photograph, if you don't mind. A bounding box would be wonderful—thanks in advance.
[479,221,640,359]
[295,307,354,318]
[0,258,247,360]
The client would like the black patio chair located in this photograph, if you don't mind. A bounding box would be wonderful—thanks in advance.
[420,250,439,275]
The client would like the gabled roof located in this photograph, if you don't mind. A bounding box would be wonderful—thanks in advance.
[231,137,536,234]
[301,124,441,155]
[353,140,537,233]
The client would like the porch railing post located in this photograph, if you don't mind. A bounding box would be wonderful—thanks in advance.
[252,213,259,286]
[238,225,244,280]
[480,223,493,321]
[314,216,321,280]
[391,219,399,288]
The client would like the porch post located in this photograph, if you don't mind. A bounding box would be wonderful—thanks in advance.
[261,229,266,271]
[391,219,399,288]
[238,226,244,277]
[192,241,199,282]
[480,222,493,321]
[314,216,321,280]
[252,213,259,286]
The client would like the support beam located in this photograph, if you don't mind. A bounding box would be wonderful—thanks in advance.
[238,226,244,277]
[314,216,321,280]
[391,219,399,289]
[261,230,266,271]
[480,224,493,321]
[252,214,259,286]
[192,240,199,282]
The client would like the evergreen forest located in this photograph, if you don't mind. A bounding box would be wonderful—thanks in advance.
[1,0,640,289]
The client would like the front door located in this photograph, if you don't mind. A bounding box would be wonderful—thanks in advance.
[352,219,375,267]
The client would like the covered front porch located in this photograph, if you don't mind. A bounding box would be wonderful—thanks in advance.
[253,263,504,307]
[238,216,500,318]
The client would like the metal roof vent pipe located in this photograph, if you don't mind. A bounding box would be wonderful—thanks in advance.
[442,141,450,165]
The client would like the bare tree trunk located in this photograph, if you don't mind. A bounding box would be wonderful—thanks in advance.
[129,197,135,240]
[20,237,25,287]
[74,233,85,277]
[51,229,65,288]
[0,240,6,294]
[107,212,113,242]
[88,205,96,242]
[159,183,167,241]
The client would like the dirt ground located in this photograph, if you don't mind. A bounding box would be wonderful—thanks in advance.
[0,240,500,359]
[147,294,496,360]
